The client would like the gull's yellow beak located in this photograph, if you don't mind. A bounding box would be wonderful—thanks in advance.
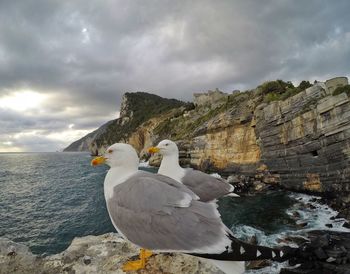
[148,147,160,154]
[91,156,106,166]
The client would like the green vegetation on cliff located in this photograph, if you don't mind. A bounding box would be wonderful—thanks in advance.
[154,91,252,141]
[63,92,189,152]
[93,92,189,148]
[333,85,350,97]
[260,80,312,103]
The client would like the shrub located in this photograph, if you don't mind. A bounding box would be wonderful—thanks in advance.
[264,92,281,103]
[298,80,312,91]
[332,85,350,97]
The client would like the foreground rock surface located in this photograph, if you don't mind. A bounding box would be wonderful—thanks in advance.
[2,230,350,273]
[0,233,223,274]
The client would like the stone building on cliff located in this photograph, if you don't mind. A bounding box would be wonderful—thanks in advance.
[193,88,229,106]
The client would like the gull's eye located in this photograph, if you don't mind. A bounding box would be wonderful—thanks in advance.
[108,149,113,153]
[165,143,169,146]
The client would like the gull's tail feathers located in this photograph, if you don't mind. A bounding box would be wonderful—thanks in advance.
[190,234,296,262]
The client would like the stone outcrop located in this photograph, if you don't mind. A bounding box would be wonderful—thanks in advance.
[0,233,222,274]
[3,231,350,274]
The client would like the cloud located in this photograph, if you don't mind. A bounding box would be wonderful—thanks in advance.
[0,0,349,151]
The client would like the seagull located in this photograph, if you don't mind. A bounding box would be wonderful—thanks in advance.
[92,143,295,273]
[148,139,238,202]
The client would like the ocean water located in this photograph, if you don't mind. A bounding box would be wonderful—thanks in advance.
[0,152,349,263]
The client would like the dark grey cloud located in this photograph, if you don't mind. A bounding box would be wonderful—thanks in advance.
[0,0,349,151]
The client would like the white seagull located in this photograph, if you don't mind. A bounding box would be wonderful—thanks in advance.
[148,139,238,202]
[92,143,294,273]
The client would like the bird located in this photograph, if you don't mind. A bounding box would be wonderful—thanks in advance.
[148,139,238,202]
[92,143,295,273]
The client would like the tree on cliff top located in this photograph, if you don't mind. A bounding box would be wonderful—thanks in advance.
[298,80,312,91]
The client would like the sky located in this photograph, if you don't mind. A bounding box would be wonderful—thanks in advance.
[0,0,349,152]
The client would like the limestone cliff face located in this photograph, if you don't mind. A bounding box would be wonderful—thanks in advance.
[188,102,261,172]
[255,82,350,194]
[146,78,350,197]
[127,107,188,156]
[65,77,350,197]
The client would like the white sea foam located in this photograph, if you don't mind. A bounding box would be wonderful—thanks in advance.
[210,173,222,178]
[231,192,350,274]
[287,192,350,232]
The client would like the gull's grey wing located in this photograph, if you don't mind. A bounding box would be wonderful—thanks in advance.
[182,169,234,202]
[106,171,230,253]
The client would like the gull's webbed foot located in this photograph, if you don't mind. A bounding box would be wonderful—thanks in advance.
[122,259,144,271]
[122,248,153,272]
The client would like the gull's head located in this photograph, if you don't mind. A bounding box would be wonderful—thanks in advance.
[148,139,178,156]
[91,143,139,168]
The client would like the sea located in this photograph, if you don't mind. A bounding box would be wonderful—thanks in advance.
[1,152,349,272]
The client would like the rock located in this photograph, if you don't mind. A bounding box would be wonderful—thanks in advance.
[282,235,309,246]
[226,174,241,184]
[7,245,17,256]
[306,203,316,210]
[253,181,267,192]
[246,259,271,270]
[296,222,308,228]
[314,248,328,260]
[0,233,223,274]
[83,255,92,265]
[325,224,333,228]
[326,256,336,262]
[343,222,350,229]
[292,211,301,218]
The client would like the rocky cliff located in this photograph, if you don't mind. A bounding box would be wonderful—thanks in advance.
[65,78,350,201]
[63,92,190,155]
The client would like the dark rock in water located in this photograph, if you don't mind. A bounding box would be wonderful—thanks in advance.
[309,204,316,210]
[308,233,330,248]
[292,211,301,218]
[314,248,328,260]
[283,235,309,246]
[296,222,308,228]
[226,174,241,184]
[325,248,345,258]
[252,181,268,192]
[325,223,333,228]
[285,230,350,274]
[343,222,350,229]
[336,212,347,219]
